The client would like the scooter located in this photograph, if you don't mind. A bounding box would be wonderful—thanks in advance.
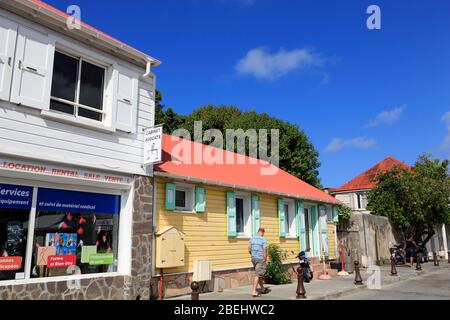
[296,251,314,283]
[390,243,406,265]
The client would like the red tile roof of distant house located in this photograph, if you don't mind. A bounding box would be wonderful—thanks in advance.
[154,134,340,205]
[330,156,411,193]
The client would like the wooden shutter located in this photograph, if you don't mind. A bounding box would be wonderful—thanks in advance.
[113,65,138,133]
[251,195,260,236]
[10,25,55,110]
[318,205,329,257]
[296,202,307,251]
[195,187,206,213]
[0,16,18,102]
[226,192,237,237]
[278,198,286,238]
[165,182,176,211]
[332,206,339,223]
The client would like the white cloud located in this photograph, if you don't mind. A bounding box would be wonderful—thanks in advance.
[324,137,377,153]
[366,106,405,128]
[441,112,450,150]
[235,47,323,80]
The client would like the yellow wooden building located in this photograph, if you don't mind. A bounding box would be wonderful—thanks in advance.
[152,135,340,296]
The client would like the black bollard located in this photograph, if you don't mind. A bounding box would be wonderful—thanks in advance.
[415,253,422,271]
[390,256,398,276]
[296,267,307,299]
[191,281,200,300]
[433,252,439,266]
[354,261,363,285]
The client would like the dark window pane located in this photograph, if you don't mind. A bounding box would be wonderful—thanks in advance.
[78,108,102,122]
[0,209,29,281]
[284,204,290,233]
[175,190,186,208]
[236,198,244,233]
[50,100,75,115]
[79,61,104,110]
[50,52,78,102]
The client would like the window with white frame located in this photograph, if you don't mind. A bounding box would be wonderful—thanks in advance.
[0,183,121,282]
[356,193,367,210]
[174,184,195,212]
[284,200,296,237]
[236,195,251,237]
[50,50,106,122]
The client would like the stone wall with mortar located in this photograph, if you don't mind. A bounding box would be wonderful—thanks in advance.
[152,263,300,298]
[0,175,153,300]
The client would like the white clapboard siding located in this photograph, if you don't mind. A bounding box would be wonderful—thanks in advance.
[0,11,155,175]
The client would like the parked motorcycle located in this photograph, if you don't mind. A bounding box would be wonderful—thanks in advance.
[296,251,314,283]
[390,243,406,265]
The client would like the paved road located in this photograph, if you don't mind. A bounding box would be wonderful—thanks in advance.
[338,268,450,300]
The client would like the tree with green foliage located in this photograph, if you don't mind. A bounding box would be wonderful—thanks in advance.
[367,154,450,245]
[265,244,292,285]
[154,90,185,133]
[180,105,321,187]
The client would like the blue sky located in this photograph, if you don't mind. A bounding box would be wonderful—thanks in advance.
[47,0,450,187]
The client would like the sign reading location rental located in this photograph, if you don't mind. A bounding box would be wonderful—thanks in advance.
[143,126,163,165]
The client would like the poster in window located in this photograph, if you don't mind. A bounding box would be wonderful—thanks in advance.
[45,233,77,255]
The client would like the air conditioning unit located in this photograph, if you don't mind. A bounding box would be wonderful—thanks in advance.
[193,260,212,282]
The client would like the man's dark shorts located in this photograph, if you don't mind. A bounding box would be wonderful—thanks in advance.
[252,258,267,277]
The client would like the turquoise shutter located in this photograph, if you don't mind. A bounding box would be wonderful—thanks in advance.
[195,187,206,213]
[311,206,319,256]
[278,198,286,238]
[296,202,307,251]
[251,195,260,236]
[319,205,329,257]
[165,182,176,210]
[332,206,339,223]
[227,192,237,237]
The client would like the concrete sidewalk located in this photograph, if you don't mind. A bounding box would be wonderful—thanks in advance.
[168,263,450,300]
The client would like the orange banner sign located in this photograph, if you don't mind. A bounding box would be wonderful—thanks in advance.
[0,256,23,271]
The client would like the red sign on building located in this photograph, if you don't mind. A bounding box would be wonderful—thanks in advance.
[0,256,23,271]
[47,255,77,269]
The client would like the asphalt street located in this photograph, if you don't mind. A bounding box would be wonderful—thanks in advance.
[338,268,450,300]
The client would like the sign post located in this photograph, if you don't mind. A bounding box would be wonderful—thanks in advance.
[143,125,163,165]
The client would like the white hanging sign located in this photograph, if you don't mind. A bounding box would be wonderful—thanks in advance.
[143,125,163,165]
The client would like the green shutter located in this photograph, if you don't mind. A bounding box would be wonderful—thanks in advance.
[318,205,329,257]
[296,202,307,251]
[251,195,260,236]
[227,192,237,237]
[165,182,176,210]
[332,206,339,223]
[278,198,286,238]
[195,187,206,213]
[311,206,319,256]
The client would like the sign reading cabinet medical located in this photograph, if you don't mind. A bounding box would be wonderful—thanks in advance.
[143,125,163,165]
[0,183,33,210]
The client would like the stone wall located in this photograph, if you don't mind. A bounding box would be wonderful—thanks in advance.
[0,175,153,300]
[152,263,299,298]
[337,212,398,268]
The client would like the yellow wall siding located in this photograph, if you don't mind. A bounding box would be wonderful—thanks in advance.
[155,177,300,274]
[327,223,337,259]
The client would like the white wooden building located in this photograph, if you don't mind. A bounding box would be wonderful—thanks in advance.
[0,0,160,300]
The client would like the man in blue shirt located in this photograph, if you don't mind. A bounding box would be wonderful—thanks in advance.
[248,228,270,297]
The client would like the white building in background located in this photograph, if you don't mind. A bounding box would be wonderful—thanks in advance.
[0,0,160,300]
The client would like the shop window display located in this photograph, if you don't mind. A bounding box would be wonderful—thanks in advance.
[0,183,34,281]
[31,188,120,278]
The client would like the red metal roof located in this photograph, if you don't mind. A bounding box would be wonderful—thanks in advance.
[155,134,340,204]
[330,156,411,193]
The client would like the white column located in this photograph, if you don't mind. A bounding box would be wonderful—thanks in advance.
[442,224,448,260]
